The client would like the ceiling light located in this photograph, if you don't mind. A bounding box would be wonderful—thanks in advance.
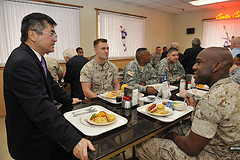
[189,0,229,6]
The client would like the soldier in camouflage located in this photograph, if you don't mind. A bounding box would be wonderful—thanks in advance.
[136,47,240,160]
[123,48,159,94]
[45,57,63,82]
[155,47,185,84]
[230,53,240,85]
[80,39,120,98]
[150,46,161,69]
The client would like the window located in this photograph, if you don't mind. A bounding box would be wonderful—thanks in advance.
[0,0,80,65]
[97,9,146,58]
[202,18,240,48]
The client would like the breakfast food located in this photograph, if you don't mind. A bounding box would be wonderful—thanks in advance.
[104,91,121,98]
[90,111,116,124]
[147,103,171,115]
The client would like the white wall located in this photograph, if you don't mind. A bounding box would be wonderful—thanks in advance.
[174,7,240,53]
[50,0,174,57]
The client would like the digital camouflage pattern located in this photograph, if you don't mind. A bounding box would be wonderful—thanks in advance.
[136,77,240,160]
[230,66,240,85]
[123,59,159,93]
[45,57,63,82]
[150,52,162,68]
[155,57,185,84]
[80,58,119,95]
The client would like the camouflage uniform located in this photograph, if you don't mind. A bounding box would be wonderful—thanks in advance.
[45,57,63,82]
[155,57,185,84]
[150,52,162,68]
[80,58,119,95]
[230,66,240,85]
[123,59,159,93]
[136,77,240,160]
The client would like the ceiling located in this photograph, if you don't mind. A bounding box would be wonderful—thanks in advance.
[107,0,240,15]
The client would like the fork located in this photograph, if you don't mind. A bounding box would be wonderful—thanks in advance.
[72,107,97,117]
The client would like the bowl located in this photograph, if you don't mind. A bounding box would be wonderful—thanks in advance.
[148,95,156,102]
[172,101,187,111]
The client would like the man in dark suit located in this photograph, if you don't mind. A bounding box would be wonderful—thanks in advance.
[63,48,89,100]
[4,13,95,160]
[181,38,204,74]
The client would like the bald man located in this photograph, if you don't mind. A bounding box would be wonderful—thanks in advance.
[230,36,240,58]
[136,47,240,160]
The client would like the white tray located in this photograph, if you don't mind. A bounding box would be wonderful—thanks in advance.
[147,83,178,91]
[98,94,122,104]
[137,103,193,123]
[176,89,208,98]
[64,105,128,136]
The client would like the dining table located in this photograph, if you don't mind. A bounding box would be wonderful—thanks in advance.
[59,85,191,160]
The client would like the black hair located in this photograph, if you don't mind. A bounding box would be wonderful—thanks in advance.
[21,12,57,42]
[76,47,83,53]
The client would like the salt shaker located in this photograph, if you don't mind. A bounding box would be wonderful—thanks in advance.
[139,97,144,106]
[179,79,186,90]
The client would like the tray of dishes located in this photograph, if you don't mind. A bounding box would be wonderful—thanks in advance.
[147,83,178,91]
[176,89,208,99]
[98,94,122,104]
[137,101,193,123]
[64,105,128,136]
[196,84,209,91]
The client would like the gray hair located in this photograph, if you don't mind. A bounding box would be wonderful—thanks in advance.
[170,42,179,49]
[63,48,77,59]
[192,38,201,46]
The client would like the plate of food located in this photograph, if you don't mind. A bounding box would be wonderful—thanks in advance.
[104,91,121,99]
[146,103,173,116]
[87,111,117,125]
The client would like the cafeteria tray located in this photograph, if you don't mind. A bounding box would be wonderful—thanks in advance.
[64,105,128,136]
[137,103,193,123]
[98,94,122,104]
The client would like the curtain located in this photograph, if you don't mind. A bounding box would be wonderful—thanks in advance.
[0,0,80,65]
[202,18,240,48]
[98,11,145,58]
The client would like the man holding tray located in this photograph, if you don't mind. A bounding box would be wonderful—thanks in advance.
[136,47,240,159]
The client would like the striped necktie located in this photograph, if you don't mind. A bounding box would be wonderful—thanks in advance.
[41,57,47,77]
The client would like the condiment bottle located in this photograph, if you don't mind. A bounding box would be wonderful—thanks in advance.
[179,79,186,90]
[187,81,191,90]
[125,97,131,109]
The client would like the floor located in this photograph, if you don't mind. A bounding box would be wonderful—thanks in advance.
[0,117,132,160]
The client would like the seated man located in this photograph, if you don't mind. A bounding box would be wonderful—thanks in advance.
[80,38,120,98]
[45,57,63,82]
[63,48,89,100]
[150,46,161,69]
[136,47,240,160]
[155,47,185,84]
[123,48,159,95]
[230,53,240,84]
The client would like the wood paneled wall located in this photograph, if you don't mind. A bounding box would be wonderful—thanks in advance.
[0,58,133,117]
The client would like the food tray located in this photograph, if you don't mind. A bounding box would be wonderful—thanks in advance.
[137,103,193,123]
[64,105,128,136]
[98,94,122,104]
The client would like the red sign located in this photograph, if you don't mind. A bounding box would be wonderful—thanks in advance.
[216,11,240,19]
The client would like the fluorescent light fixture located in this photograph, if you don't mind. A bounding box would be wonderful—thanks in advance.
[189,0,229,6]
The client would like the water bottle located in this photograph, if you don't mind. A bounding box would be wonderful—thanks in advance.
[179,79,186,90]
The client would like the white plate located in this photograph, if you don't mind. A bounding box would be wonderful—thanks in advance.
[87,114,117,126]
[137,103,193,123]
[64,105,128,136]
[196,84,209,91]
[146,103,173,117]
[98,94,122,104]
[147,83,178,91]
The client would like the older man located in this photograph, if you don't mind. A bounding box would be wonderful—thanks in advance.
[136,47,240,160]
[4,13,94,160]
[123,48,158,94]
[155,47,185,84]
[230,36,240,59]
[80,38,120,98]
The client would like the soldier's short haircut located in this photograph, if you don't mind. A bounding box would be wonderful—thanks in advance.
[156,46,161,49]
[136,48,148,61]
[94,38,107,48]
[168,47,178,54]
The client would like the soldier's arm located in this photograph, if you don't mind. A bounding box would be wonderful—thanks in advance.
[81,82,98,98]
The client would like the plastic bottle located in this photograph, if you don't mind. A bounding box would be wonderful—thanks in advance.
[179,79,186,90]
[139,97,144,106]
[187,81,191,90]
[125,97,131,109]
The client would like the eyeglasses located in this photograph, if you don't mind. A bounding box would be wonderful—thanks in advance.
[31,29,57,39]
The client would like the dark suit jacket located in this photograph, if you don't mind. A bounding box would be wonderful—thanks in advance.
[4,43,82,160]
[64,55,89,100]
[182,45,204,74]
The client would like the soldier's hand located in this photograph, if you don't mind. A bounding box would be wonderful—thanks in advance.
[146,87,158,95]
